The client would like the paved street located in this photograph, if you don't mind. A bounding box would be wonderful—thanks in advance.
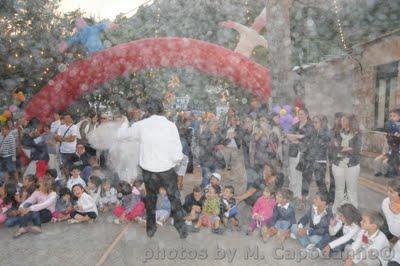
[0,158,387,266]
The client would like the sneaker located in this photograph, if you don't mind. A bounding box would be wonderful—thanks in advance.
[170,218,174,226]
[374,172,382,177]
[290,233,297,240]
[156,220,164,227]
[146,227,157,238]
[114,218,121,225]
[305,243,316,252]
[212,227,224,235]
[67,219,81,224]
[188,225,200,233]
[185,220,192,226]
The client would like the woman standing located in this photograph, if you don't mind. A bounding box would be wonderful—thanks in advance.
[301,115,330,198]
[14,178,57,237]
[331,114,361,210]
[286,108,313,205]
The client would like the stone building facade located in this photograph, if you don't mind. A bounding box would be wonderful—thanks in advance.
[298,31,400,154]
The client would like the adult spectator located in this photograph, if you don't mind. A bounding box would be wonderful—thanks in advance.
[0,124,17,183]
[236,162,284,206]
[301,115,330,199]
[198,120,225,188]
[55,114,78,176]
[79,112,98,156]
[286,108,313,206]
[331,114,361,210]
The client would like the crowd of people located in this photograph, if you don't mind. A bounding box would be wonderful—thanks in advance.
[0,97,400,265]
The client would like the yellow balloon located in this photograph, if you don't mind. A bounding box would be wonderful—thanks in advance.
[0,115,7,123]
[279,109,287,116]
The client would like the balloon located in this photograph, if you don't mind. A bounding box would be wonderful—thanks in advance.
[9,104,18,112]
[293,116,300,124]
[280,114,293,132]
[60,18,117,54]
[294,97,303,108]
[283,105,292,114]
[272,105,281,115]
[279,109,287,117]
[24,38,271,122]
[0,115,7,123]
[3,110,12,118]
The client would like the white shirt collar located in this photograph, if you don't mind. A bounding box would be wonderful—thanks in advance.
[278,202,290,209]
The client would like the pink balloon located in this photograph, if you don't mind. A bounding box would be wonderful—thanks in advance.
[9,104,18,113]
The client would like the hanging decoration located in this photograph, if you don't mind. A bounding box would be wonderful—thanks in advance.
[221,8,268,58]
[167,75,180,88]
[59,18,118,54]
[24,38,271,122]
[332,0,348,50]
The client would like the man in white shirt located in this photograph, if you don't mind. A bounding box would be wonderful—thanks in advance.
[55,114,78,177]
[118,98,187,239]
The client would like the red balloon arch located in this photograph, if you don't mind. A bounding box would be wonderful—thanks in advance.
[24,37,271,122]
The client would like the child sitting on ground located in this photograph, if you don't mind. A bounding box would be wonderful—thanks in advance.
[68,184,98,224]
[87,175,102,208]
[156,186,171,226]
[322,203,362,256]
[1,182,22,227]
[66,167,86,191]
[291,192,333,251]
[264,188,296,243]
[20,175,38,202]
[113,181,145,224]
[52,187,74,222]
[192,186,223,234]
[99,179,118,212]
[221,185,239,231]
[344,210,390,266]
[247,185,276,236]
[183,185,205,226]
[206,173,223,195]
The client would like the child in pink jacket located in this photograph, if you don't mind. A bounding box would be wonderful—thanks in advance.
[247,185,276,234]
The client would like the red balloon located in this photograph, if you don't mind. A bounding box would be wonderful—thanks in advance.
[24,38,271,122]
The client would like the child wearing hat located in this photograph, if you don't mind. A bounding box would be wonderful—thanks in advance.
[205,172,223,196]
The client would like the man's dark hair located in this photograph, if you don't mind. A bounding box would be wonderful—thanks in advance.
[363,210,385,228]
[193,185,202,193]
[146,98,164,116]
[315,192,328,203]
[224,185,235,195]
[389,108,400,116]
[337,203,362,225]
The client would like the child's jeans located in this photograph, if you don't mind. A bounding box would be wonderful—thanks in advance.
[156,209,170,222]
[114,201,145,221]
[4,216,22,227]
[19,209,52,228]
[290,224,325,248]
[248,218,271,231]
[275,220,291,231]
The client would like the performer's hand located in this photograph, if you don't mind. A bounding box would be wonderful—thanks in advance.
[220,20,235,29]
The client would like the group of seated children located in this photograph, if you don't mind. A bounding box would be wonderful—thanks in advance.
[183,172,239,234]
[2,166,400,266]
